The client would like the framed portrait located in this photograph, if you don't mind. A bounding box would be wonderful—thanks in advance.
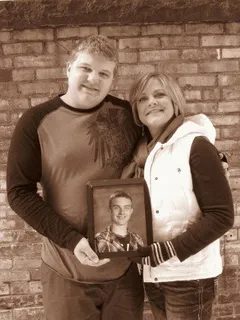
[86,178,153,258]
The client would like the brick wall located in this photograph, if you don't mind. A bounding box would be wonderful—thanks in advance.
[0,22,240,319]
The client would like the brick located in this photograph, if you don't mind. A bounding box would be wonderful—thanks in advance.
[18,82,60,95]
[30,269,41,281]
[0,258,12,269]
[185,102,217,115]
[0,100,9,109]
[0,70,12,82]
[203,88,220,100]
[30,97,49,107]
[0,243,42,257]
[219,293,240,304]
[216,140,240,151]
[0,310,12,320]
[118,64,155,77]
[161,36,199,48]
[225,241,240,252]
[0,83,18,96]
[233,215,240,227]
[178,75,215,87]
[222,127,240,138]
[13,257,41,269]
[186,23,224,34]
[0,283,9,296]
[13,307,44,320]
[0,271,30,282]
[59,53,70,66]
[118,52,138,64]
[10,282,29,295]
[163,62,198,74]
[13,29,54,41]
[202,35,240,46]
[182,48,218,60]
[215,304,234,317]
[226,22,240,34]
[11,98,30,110]
[57,26,98,39]
[141,24,182,35]
[45,42,57,54]
[210,114,240,126]
[12,69,35,81]
[139,50,179,62]
[0,31,12,43]
[222,48,240,58]
[219,75,240,86]
[34,293,43,306]
[223,87,240,100]
[100,26,140,37]
[36,68,66,80]
[29,281,42,293]
[0,113,8,123]
[119,37,159,49]
[199,61,238,73]
[224,229,238,241]
[2,43,43,55]
[0,295,35,309]
[183,90,201,101]
[0,58,12,69]
[57,40,75,53]
[14,55,56,68]
[0,218,24,230]
[224,254,238,266]
[112,78,135,91]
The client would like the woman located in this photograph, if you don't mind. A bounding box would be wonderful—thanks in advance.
[122,73,234,320]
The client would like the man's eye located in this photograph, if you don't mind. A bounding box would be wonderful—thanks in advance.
[99,72,109,78]
[80,66,91,72]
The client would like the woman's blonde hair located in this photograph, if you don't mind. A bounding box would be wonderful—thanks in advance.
[129,73,186,126]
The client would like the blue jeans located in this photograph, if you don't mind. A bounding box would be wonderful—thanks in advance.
[144,277,217,320]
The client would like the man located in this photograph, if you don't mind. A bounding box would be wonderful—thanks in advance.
[95,190,144,253]
[7,35,143,320]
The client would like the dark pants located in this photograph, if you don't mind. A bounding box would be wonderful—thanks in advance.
[41,262,144,320]
[144,277,217,320]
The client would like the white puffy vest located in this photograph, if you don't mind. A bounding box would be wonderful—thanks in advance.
[143,116,222,282]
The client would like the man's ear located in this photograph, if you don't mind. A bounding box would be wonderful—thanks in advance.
[66,62,71,77]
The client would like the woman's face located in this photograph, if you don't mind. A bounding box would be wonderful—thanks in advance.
[136,78,175,137]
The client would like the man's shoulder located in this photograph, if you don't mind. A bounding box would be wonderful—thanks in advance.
[105,94,131,109]
[14,96,61,131]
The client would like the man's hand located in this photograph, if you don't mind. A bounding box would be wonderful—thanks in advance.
[74,237,110,267]
[219,152,230,183]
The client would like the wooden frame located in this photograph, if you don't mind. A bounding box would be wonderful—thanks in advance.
[87,178,153,258]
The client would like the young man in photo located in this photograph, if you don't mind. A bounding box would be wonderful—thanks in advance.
[95,190,144,253]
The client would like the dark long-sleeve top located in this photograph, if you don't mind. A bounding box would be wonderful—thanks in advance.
[7,95,140,281]
[171,136,234,261]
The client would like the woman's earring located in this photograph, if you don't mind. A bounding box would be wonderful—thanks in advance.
[141,125,145,137]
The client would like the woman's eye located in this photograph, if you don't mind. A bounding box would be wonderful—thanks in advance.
[155,92,165,98]
[138,96,147,102]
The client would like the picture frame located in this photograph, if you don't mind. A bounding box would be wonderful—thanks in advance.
[87,178,153,258]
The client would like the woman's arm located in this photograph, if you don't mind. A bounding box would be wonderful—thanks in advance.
[141,136,234,266]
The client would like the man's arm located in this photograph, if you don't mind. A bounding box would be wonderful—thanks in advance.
[7,107,83,251]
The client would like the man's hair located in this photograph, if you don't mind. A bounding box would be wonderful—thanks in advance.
[68,35,118,67]
[109,189,133,209]
[129,72,186,126]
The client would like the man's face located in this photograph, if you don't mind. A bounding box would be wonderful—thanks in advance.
[65,51,116,109]
[110,197,133,227]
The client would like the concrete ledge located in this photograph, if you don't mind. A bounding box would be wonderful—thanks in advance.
[0,0,240,30]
